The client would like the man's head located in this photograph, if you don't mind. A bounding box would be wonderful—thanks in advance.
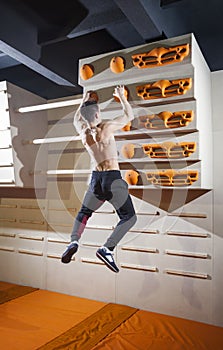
[80,100,101,126]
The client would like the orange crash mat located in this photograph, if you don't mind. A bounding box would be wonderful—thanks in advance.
[0,281,136,350]
[1,281,223,350]
[92,310,223,350]
[0,281,38,304]
[0,286,107,350]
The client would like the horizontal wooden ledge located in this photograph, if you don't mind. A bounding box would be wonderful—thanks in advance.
[121,246,158,253]
[19,219,45,225]
[48,208,76,213]
[18,249,43,256]
[0,163,13,168]
[95,210,115,214]
[166,231,209,238]
[47,238,70,244]
[164,269,210,279]
[129,228,159,234]
[18,234,44,241]
[47,222,72,228]
[0,204,17,208]
[0,246,15,252]
[20,205,45,210]
[167,212,207,218]
[85,225,115,230]
[47,254,67,260]
[136,211,160,216]
[0,232,16,238]
[120,263,157,272]
[165,250,209,259]
[0,218,16,223]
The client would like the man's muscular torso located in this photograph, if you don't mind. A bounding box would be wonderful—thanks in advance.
[81,122,119,171]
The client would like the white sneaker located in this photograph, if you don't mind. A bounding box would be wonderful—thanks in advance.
[96,246,119,273]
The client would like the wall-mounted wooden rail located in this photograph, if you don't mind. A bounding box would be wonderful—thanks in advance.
[167,212,207,219]
[20,205,45,210]
[86,225,115,230]
[129,228,159,234]
[47,222,72,228]
[0,232,16,238]
[166,231,209,238]
[0,218,16,223]
[165,269,209,279]
[0,204,17,208]
[0,246,14,252]
[120,263,157,272]
[18,249,43,256]
[121,246,158,253]
[18,234,44,241]
[47,253,66,259]
[136,211,160,216]
[19,219,45,225]
[165,249,209,259]
[48,208,76,213]
[47,238,70,244]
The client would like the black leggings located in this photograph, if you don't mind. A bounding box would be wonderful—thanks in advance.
[71,170,137,249]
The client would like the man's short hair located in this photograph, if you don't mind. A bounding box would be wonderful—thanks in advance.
[80,100,99,123]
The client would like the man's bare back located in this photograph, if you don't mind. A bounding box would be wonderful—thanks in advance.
[82,122,119,171]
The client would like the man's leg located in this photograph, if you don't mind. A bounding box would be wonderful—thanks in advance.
[61,189,104,263]
[96,177,136,272]
[105,191,137,250]
[71,190,104,242]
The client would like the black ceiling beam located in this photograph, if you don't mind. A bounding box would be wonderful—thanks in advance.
[0,0,75,87]
[68,7,126,39]
[107,21,146,47]
[113,0,162,41]
[68,0,145,48]
[0,40,75,87]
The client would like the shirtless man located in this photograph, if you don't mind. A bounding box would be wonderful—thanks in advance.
[61,86,137,272]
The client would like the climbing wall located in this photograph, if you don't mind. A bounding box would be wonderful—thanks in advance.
[75,33,213,323]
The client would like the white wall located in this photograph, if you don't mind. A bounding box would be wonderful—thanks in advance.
[211,70,223,326]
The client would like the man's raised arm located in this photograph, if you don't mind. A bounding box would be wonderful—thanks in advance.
[107,86,134,132]
[73,91,90,134]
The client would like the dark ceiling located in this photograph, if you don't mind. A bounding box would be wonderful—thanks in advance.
[0,0,222,100]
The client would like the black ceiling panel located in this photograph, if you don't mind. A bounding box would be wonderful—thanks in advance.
[0,0,222,100]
